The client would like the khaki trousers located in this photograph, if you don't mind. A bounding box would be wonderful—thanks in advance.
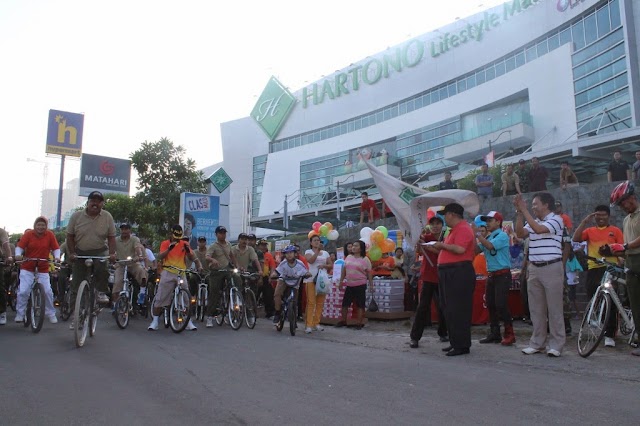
[527,261,565,352]
[304,281,327,328]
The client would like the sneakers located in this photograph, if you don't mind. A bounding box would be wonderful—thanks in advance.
[206,316,214,328]
[315,325,324,331]
[522,347,542,355]
[186,320,197,331]
[547,349,561,357]
[96,292,110,304]
[604,337,616,347]
[15,314,24,323]
[409,340,419,348]
[273,313,281,324]
[148,317,159,331]
[0,312,6,325]
[305,327,313,334]
[48,315,58,324]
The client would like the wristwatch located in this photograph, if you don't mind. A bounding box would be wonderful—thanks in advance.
[624,243,629,251]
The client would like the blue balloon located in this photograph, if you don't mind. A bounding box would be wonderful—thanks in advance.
[320,236,329,245]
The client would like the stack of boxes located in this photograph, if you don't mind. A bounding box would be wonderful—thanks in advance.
[370,278,404,313]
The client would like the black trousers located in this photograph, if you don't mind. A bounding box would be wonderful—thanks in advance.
[586,267,617,337]
[260,276,275,317]
[438,262,475,350]
[410,282,447,341]
[486,273,512,326]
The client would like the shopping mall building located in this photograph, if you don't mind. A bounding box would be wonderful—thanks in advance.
[217,0,640,235]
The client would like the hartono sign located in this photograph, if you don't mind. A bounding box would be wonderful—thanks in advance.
[301,0,543,108]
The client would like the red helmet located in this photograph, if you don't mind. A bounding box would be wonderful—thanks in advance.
[610,181,634,207]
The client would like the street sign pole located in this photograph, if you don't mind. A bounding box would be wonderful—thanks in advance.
[56,155,66,230]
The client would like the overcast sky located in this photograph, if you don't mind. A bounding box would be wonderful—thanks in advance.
[0,0,504,233]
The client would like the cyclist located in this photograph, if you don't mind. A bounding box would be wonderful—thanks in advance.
[205,226,242,328]
[0,227,14,325]
[66,191,116,314]
[232,233,261,288]
[188,236,210,299]
[257,239,276,318]
[14,216,60,324]
[113,223,147,308]
[148,224,202,331]
[272,245,308,324]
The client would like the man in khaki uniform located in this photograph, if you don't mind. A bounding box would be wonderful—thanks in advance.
[66,191,117,306]
[188,236,211,297]
[205,226,241,327]
[0,228,14,325]
[113,223,147,304]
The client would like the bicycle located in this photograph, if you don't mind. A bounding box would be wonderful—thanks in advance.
[15,258,55,333]
[144,272,159,319]
[150,267,192,333]
[2,262,19,312]
[73,255,110,348]
[274,274,305,336]
[58,265,73,321]
[577,257,636,358]
[191,270,208,322]
[113,257,137,329]
[239,271,259,329]
[214,268,244,330]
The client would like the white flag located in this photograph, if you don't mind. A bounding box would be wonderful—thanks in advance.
[363,160,427,244]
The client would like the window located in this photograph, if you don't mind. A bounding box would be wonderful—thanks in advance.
[584,13,597,46]
[495,61,506,77]
[525,45,537,62]
[457,78,467,92]
[610,0,621,29]
[505,55,516,72]
[536,39,549,56]
[476,70,486,85]
[515,51,525,67]
[485,65,496,81]
[559,27,572,46]
[572,21,586,50]
[596,6,611,38]
[548,33,560,51]
[466,74,476,90]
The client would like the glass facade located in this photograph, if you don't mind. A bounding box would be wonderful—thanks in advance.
[251,155,268,217]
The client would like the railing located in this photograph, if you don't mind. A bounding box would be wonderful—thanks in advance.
[461,111,533,141]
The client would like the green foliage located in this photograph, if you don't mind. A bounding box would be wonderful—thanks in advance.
[455,164,505,197]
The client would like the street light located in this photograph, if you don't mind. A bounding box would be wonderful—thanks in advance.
[335,174,356,224]
[488,130,512,163]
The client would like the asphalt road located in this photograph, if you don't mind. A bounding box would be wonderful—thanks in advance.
[1,310,639,425]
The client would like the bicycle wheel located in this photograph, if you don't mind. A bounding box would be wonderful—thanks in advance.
[170,288,191,333]
[276,305,285,332]
[89,292,98,338]
[30,285,45,333]
[74,281,90,348]
[60,290,72,321]
[8,278,18,312]
[215,291,226,326]
[228,288,243,330]
[244,289,257,329]
[115,297,130,329]
[620,308,635,336]
[24,295,31,327]
[196,287,206,322]
[577,290,610,358]
[288,299,297,336]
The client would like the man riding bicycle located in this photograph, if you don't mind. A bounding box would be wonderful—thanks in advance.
[113,223,147,307]
[271,245,309,324]
[232,233,261,290]
[205,226,242,328]
[148,224,202,331]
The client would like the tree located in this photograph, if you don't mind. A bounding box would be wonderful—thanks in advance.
[130,137,207,234]
[456,164,505,197]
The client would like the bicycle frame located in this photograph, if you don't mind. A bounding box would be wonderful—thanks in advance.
[599,270,636,345]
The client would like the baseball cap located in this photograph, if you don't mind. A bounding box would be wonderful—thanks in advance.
[238,233,249,239]
[197,236,206,242]
[437,203,464,217]
[518,159,526,164]
[171,224,183,238]
[119,222,131,229]
[258,239,268,245]
[215,225,227,234]
[247,233,256,240]
[428,214,444,224]
[555,201,562,206]
[88,191,104,201]
[480,211,504,224]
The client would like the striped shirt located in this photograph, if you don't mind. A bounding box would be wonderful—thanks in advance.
[524,212,564,262]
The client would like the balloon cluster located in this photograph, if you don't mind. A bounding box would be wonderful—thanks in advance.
[359,225,395,261]
[309,221,339,245]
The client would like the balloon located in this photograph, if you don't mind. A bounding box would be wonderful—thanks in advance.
[312,221,322,232]
[323,222,333,231]
[327,230,339,241]
[384,238,396,252]
[319,225,329,236]
[308,230,319,239]
[360,227,373,239]
[375,225,388,239]
[320,236,329,245]
[368,246,382,261]
[371,230,384,245]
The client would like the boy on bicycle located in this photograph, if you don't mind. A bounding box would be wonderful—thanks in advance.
[271,245,309,324]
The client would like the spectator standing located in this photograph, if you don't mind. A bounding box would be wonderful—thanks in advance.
[559,161,579,189]
[257,239,276,319]
[433,203,476,357]
[528,157,548,192]
[359,192,380,224]
[514,192,565,357]
[439,171,457,190]
[572,205,624,348]
[409,215,448,348]
[554,201,573,233]
[337,240,373,330]
[304,235,331,334]
[474,163,494,201]
[632,151,640,181]
[517,159,529,193]
[501,164,521,196]
[608,150,630,182]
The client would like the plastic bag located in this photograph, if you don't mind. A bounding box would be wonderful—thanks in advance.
[367,291,379,312]
[315,269,331,295]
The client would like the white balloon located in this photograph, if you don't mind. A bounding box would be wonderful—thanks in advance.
[328,230,339,241]
[360,227,373,239]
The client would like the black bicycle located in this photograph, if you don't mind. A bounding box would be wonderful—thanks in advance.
[239,271,259,329]
[73,256,110,348]
[274,274,306,336]
[214,268,244,330]
[58,264,73,321]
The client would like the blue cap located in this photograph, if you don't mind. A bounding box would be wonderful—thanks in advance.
[474,215,487,228]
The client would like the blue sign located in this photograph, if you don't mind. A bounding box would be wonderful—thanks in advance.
[180,193,220,249]
[46,109,84,157]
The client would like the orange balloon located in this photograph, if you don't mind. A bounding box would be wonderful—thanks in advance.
[384,238,396,252]
[308,230,319,239]
[371,230,384,245]
[323,222,333,231]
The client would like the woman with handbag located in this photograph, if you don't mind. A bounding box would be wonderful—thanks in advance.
[304,235,331,334]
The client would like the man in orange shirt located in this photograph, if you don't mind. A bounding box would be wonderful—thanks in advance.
[372,252,396,277]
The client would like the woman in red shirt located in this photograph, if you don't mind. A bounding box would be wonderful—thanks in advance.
[14,217,60,324]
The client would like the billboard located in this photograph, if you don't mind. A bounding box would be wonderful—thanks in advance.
[79,153,131,196]
[46,109,84,157]
[179,192,220,249]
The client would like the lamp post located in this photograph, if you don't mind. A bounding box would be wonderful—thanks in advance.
[487,130,512,165]
[335,174,355,226]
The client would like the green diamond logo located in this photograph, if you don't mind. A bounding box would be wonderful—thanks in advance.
[251,77,296,141]
[399,187,419,204]
[210,168,233,193]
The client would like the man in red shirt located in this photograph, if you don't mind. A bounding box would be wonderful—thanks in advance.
[258,239,276,318]
[433,203,476,356]
[359,192,381,224]
[409,215,448,348]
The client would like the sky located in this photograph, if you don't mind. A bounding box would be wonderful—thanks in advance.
[0,0,505,234]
